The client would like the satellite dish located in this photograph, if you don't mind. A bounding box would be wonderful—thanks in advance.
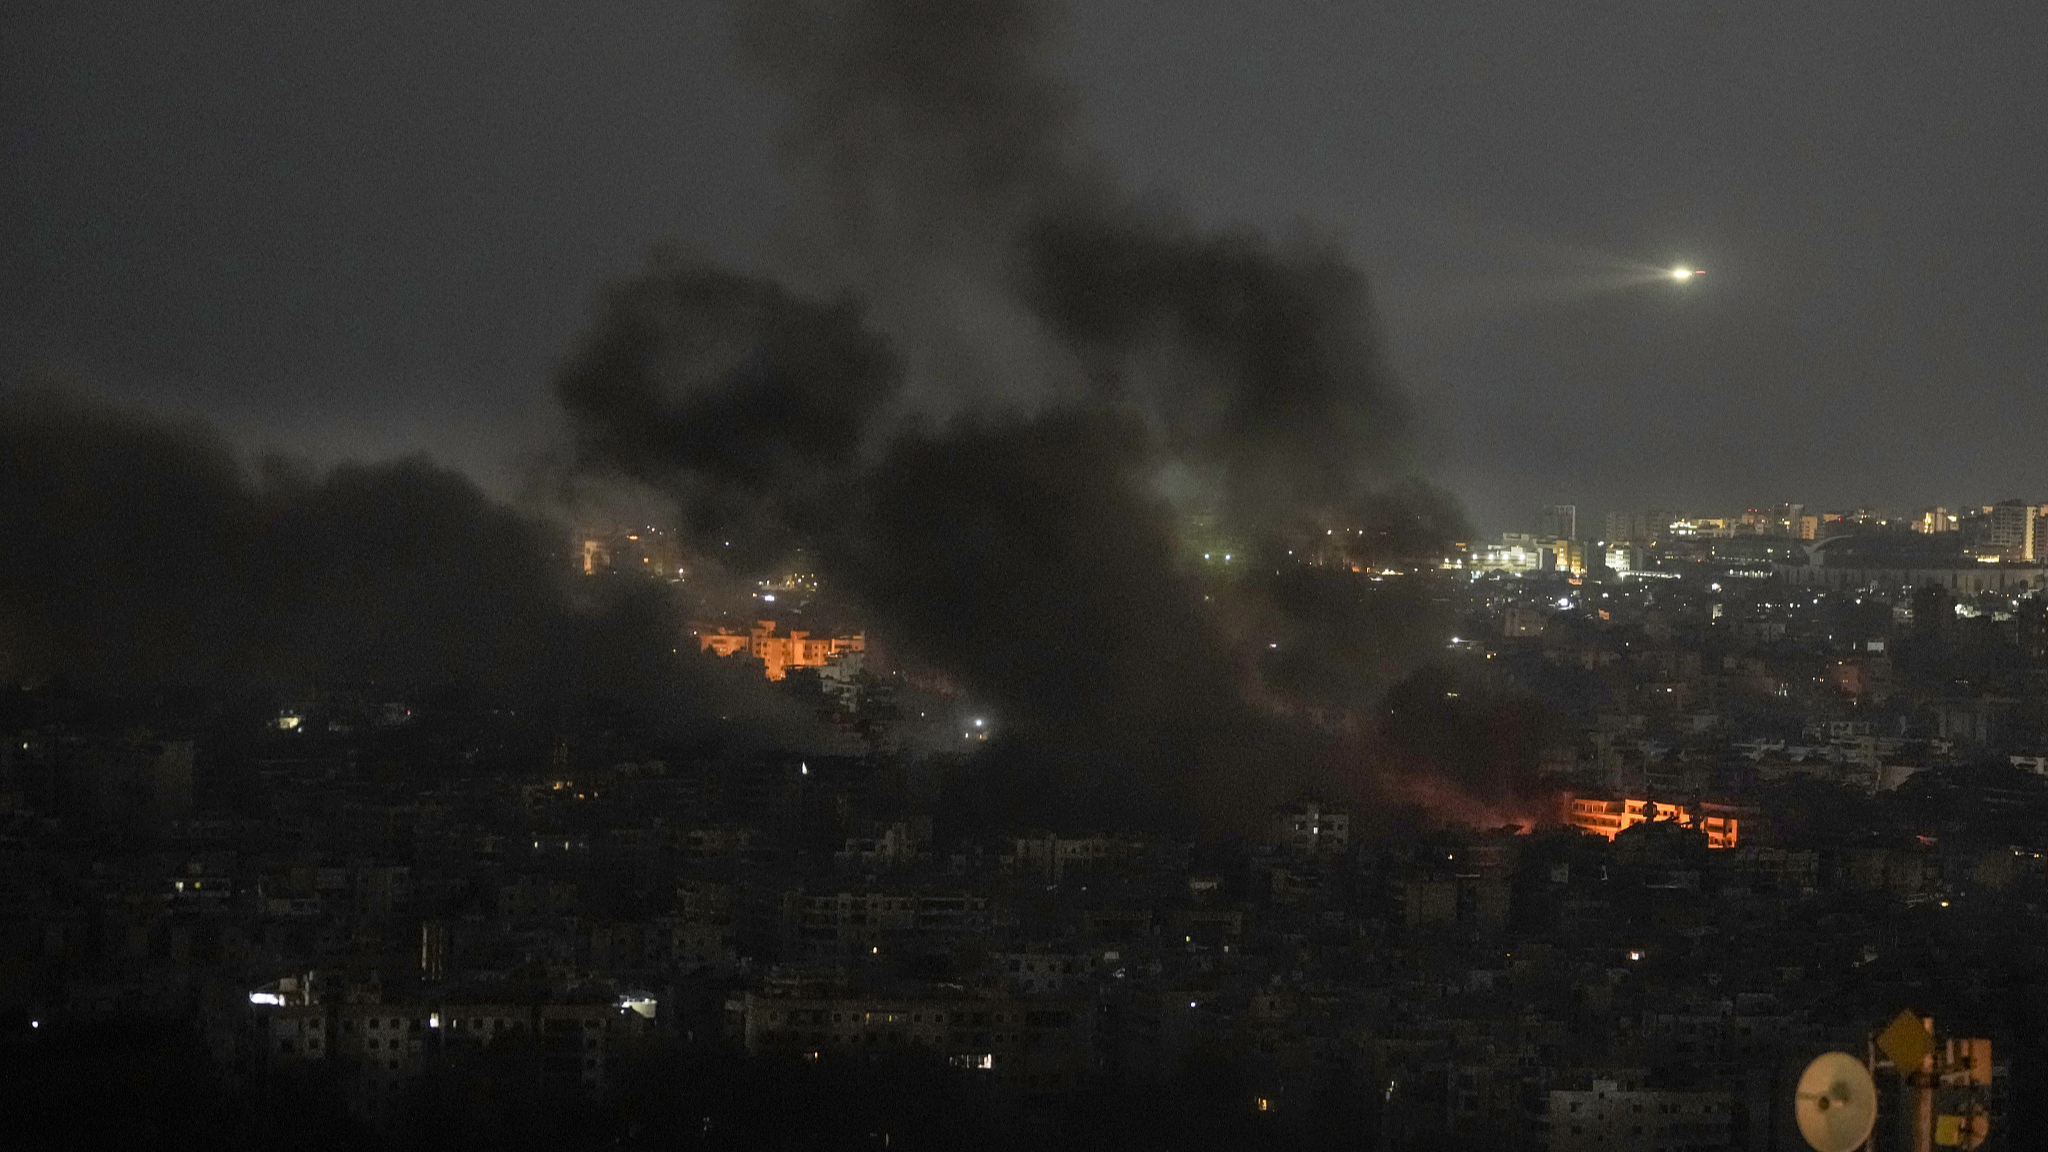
[1795,1052,1878,1152]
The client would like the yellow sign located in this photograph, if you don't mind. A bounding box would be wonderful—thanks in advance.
[1935,1114,1963,1146]
[1876,1010,1932,1073]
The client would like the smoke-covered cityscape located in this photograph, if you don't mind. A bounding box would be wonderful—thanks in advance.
[5,2,2045,1150]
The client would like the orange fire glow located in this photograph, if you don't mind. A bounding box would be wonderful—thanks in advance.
[1565,796,1738,848]
[698,620,864,681]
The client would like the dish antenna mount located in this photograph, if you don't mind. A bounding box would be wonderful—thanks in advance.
[1795,1051,1878,1152]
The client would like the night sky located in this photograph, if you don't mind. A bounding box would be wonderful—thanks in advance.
[6,1,2045,532]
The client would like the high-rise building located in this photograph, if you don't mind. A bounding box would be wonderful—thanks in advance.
[1914,508,1958,534]
[1544,539,1587,575]
[152,740,194,823]
[1538,504,1577,541]
[1602,508,1678,543]
[1988,500,2035,562]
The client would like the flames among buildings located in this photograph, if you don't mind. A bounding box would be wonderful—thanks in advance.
[698,619,866,682]
[1566,796,1740,848]
[578,528,685,578]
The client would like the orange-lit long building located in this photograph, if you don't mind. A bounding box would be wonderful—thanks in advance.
[1566,796,1739,849]
[697,620,865,682]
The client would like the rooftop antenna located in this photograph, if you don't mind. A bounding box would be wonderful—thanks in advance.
[1795,1052,1878,1152]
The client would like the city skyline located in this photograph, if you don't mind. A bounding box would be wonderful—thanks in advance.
[6,3,2045,1148]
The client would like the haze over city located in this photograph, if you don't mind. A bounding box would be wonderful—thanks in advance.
[3,3,2044,1150]
[7,2,2047,529]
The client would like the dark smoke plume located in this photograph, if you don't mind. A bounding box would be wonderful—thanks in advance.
[554,0,1470,830]
[0,383,809,738]
[844,409,1326,829]
[737,0,1092,259]
[736,0,1441,543]
[1020,207,1413,529]
[554,261,902,571]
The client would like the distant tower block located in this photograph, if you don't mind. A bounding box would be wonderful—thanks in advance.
[1988,500,2035,562]
[1538,504,1578,541]
[152,740,194,823]
[420,921,449,981]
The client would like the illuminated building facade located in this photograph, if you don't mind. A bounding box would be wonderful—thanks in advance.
[1473,534,1544,573]
[1987,499,2037,562]
[578,527,685,578]
[1566,797,1739,848]
[1548,538,1587,575]
[1914,507,1958,535]
[698,620,866,681]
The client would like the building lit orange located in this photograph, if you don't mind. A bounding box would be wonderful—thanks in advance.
[1566,797,1739,849]
[697,620,865,681]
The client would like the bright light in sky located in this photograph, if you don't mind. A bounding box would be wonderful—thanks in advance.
[1670,267,1704,281]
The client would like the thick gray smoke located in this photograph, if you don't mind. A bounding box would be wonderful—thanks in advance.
[0,383,811,740]
[555,0,1467,831]
[734,0,1427,529]
[555,263,902,572]
[1020,206,1413,528]
[737,0,1093,268]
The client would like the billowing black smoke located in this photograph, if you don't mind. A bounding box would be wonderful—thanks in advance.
[1020,207,1412,529]
[555,262,902,572]
[0,383,802,734]
[733,0,1450,545]
[737,0,1091,263]
[553,0,1468,831]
